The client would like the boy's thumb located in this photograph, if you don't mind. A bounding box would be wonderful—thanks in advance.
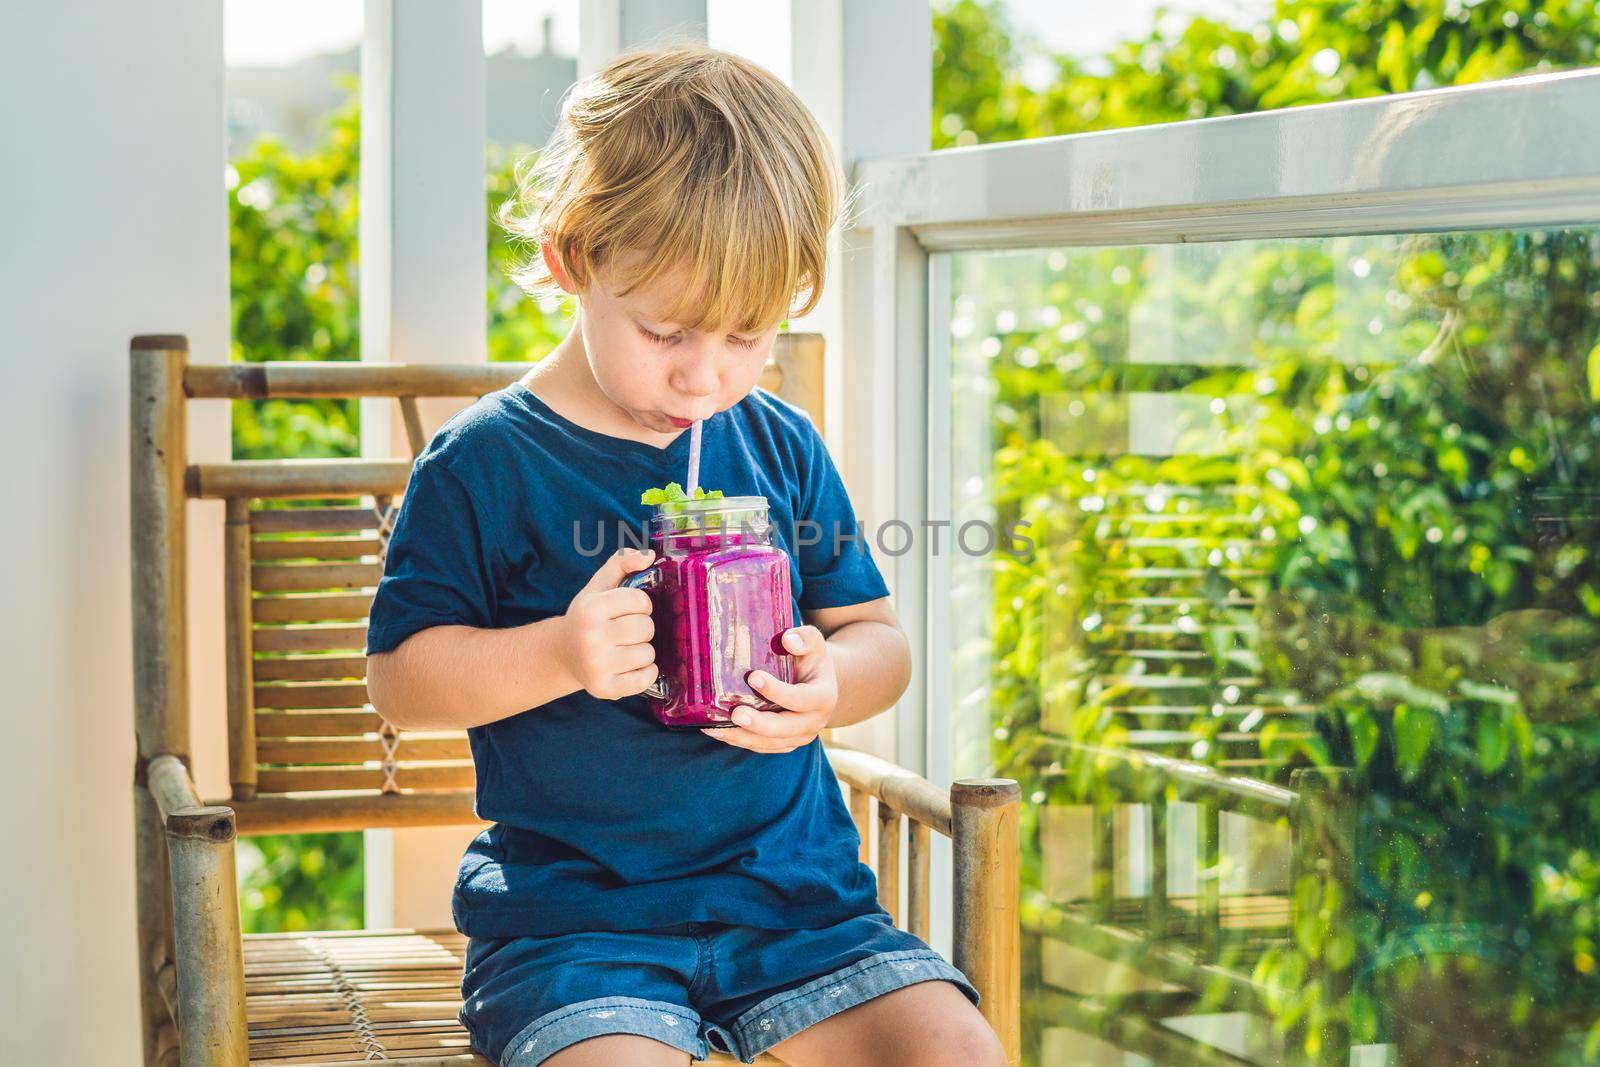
[584,547,654,592]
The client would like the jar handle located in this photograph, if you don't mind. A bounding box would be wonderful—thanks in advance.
[620,565,669,701]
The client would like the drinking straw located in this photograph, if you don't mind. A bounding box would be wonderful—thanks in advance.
[685,418,704,498]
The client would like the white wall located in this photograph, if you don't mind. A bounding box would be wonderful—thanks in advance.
[0,2,229,1062]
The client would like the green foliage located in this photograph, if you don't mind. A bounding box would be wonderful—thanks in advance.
[933,0,1600,147]
[237,833,365,933]
[934,2,1600,1062]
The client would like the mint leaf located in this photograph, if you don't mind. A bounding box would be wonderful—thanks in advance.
[640,482,724,507]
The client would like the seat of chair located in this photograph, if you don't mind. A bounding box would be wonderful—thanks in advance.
[242,928,778,1065]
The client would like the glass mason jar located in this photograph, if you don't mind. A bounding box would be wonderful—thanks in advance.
[623,496,795,729]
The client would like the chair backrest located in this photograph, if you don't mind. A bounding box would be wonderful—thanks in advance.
[174,334,826,834]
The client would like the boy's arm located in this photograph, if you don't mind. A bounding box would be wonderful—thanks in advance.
[805,598,912,729]
[367,619,577,731]
[367,548,659,730]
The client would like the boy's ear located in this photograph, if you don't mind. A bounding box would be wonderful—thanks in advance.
[543,241,578,294]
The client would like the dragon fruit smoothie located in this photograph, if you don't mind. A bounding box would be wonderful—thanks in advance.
[629,496,795,729]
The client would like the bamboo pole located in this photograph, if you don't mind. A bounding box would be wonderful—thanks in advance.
[148,755,204,817]
[907,819,932,942]
[826,744,953,836]
[178,334,819,400]
[131,335,190,761]
[166,805,250,1067]
[848,785,872,866]
[225,499,257,800]
[131,335,188,1066]
[184,361,534,399]
[762,332,824,435]
[398,396,427,456]
[1291,768,1354,1067]
[136,786,175,1066]
[187,459,412,500]
[877,804,902,926]
[952,778,1021,1065]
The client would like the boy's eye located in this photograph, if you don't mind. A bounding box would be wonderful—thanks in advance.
[639,325,681,346]
[728,335,762,351]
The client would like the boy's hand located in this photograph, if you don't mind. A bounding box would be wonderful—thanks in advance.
[556,548,658,700]
[701,626,837,754]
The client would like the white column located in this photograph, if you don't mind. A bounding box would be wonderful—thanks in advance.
[581,0,708,77]
[0,1,227,1058]
[360,0,489,930]
[709,2,931,772]
[709,0,938,953]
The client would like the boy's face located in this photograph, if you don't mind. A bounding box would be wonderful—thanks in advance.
[570,252,781,438]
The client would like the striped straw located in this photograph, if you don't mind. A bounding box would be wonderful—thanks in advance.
[685,418,704,498]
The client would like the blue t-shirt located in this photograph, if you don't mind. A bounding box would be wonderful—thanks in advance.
[366,382,891,939]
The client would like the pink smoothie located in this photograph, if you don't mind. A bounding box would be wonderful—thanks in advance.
[629,499,795,729]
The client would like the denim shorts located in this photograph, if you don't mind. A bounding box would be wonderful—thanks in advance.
[458,910,979,1065]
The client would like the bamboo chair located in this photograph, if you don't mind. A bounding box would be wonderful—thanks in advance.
[129,333,1022,1067]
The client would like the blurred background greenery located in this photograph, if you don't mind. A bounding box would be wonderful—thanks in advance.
[228,2,1600,1061]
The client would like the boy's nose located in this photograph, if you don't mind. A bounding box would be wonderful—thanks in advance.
[672,352,720,401]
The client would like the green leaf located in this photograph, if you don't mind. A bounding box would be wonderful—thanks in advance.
[1476,711,1512,775]
[1587,338,1600,403]
[1394,704,1436,778]
[1346,708,1380,766]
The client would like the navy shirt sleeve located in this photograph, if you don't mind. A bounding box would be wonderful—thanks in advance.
[366,452,506,655]
[793,419,890,610]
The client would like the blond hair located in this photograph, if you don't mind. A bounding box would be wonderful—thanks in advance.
[499,45,843,333]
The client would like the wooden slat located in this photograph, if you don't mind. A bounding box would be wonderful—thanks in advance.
[253,656,367,682]
[255,682,369,709]
[255,764,475,794]
[878,803,902,927]
[253,537,382,561]
[226,497,258,800]
[257,737,472,765]
[255,711,383,738]
[251,508,381,534]
[190,459,411,500]
[908,819,931,942]
[226,792,482,834]
[253,593,373,624]
[254,624,369,653]
[253,562,382,592]
[849,784,872,866]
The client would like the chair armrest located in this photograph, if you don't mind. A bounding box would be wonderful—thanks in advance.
[823,742,1022,1065]
[145,755,249,1067]
[824,742,953,835]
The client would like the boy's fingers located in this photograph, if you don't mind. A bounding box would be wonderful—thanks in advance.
[746,670,824,714]
[582,547,654,594]
[616,662,659,694]
[599,586,653,619]
[701,727,792,753]
[779,625,825,660]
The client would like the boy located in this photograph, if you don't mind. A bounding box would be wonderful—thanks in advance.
[366,46,1005,1067]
